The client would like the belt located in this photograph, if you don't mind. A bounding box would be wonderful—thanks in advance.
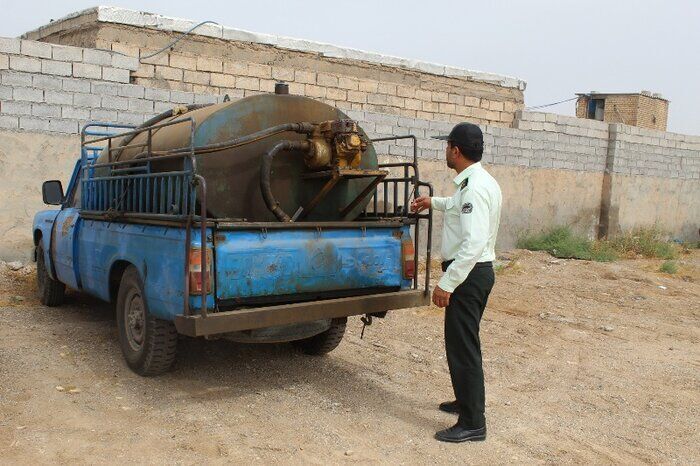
[441,260,492,272]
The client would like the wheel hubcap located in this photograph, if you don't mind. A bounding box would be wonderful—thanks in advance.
[125,290,145,351]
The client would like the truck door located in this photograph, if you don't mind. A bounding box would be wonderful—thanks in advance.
[51,165,82,289]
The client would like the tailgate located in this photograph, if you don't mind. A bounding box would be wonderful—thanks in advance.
[214,226,411,301]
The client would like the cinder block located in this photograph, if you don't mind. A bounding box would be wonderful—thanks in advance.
[102,67,130,83]
[337,77,358,91]
[0,38,20,54]
[210,73,235,88]
[346,90,367,103]
[145,88,170,101]
[49,118,78,134]
[0,54,7,70]
[111,54,139,70]
[117,84,145,99]
[271,67,294,82]
[0,84,11,99]
[377,83,397,95]
[44,90,72,105]
[41,59,72,76]
[236,76,259,91]
[62,106,91,120]
[73,92,101,107]
[223,61,247,76]
[317,72,338,87]
[92,81,121,96]
[169,53,197,70]
[101,95,129,110]
[19,116,50,131]
[52,45,83,62]
[31,103,61,118]
[196,56,223,73]
[20,40,52,58]
[432,91,449,103]
[62,77,90,93]
[2,100,32,115]
[10,55,41,73]
[194,93,218,105]
[247,63,271,78]
[170,90,195,104]
[184,70,211,85]
[154,101,175,113]
[139,50,169,66]
[128,98,153,113]
[32,74,63,90]
[13,87,43,102]
[73,63,101,79]
[133,63,154,79]
[259,79,275,93]
[90,108,119,122]
[118,111,146,125]
[294,70,316,85]
[83,49,113,66]
[0,114,19,129]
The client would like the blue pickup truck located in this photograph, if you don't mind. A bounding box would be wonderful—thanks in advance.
[33,94,432,376]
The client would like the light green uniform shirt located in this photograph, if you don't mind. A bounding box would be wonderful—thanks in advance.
[432,162,502,293]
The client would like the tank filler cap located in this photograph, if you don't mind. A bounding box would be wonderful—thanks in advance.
[275,82,289,95]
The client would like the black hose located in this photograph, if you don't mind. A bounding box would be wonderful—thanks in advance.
[260,140,311,222]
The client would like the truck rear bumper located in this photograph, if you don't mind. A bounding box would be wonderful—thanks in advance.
[174,289,430,337]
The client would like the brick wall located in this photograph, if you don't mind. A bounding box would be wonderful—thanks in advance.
[23,7,525,128]
[575,94,669,131]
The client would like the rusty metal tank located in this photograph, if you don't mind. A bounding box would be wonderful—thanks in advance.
[98,93,378,221]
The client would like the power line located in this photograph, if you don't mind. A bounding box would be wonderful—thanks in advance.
[526,96,578,110]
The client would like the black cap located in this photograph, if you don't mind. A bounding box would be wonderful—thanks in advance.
[432,122,483,152]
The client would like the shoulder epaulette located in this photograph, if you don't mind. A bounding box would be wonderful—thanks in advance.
[460,178,469,190]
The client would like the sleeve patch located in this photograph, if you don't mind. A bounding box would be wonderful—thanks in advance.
[461,202,473,214]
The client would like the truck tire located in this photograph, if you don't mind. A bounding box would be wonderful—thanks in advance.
[293,317,347,355]
[116,265,177,376]
[36,243,65,307]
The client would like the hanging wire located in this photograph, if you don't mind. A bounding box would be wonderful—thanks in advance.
[525,96,578,110]
[140,20,220,60]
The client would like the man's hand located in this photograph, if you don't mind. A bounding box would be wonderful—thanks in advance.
[432,285,451,308]
[410,196,431,213]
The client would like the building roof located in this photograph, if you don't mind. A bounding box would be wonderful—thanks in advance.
[576,91,668,102]
[21,6,526,90]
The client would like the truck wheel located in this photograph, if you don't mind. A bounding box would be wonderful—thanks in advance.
[293,317,347,355]
[116,265,177,376]
[36,243,65,307]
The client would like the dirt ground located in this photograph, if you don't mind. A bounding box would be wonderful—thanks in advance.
[1,250,698,464]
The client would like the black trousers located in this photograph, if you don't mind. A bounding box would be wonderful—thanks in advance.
[443,261,495,429]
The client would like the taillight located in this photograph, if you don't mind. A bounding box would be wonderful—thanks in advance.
[401,239,415,280]
[189,247,212,295]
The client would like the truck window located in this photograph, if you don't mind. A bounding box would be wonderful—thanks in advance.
[67,169,82,208]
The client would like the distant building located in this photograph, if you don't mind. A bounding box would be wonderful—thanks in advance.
[576,91,669,131]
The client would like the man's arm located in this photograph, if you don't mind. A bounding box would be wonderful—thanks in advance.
[437,188,490,293]
[410,196,449,213]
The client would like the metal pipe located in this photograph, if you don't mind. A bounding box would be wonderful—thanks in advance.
[260,139,311,222]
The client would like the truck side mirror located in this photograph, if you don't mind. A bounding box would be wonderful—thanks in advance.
[42,180,64,205]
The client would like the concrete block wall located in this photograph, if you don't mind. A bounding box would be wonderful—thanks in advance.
[22,7,525,128]
[0,37,222,133]
[609,124,700,180]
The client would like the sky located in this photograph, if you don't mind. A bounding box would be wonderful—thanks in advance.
[3,0,699,135]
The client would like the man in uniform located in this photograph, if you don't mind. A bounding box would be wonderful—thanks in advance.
[411,122,502,443]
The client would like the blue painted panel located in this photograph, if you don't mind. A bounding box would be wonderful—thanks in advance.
[77,220,191,320]
[214,227,410,299]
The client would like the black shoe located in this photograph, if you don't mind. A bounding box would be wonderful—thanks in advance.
[438,400,459,414]
[435,423,486,443]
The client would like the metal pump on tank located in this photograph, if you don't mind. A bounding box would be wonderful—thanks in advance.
[97,84,381,222]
